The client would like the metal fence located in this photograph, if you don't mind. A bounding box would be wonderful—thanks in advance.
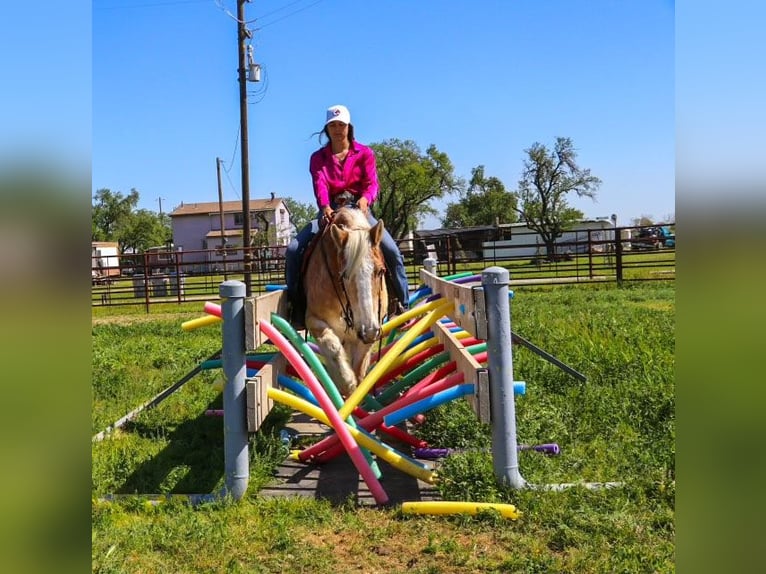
[91,225,675,311]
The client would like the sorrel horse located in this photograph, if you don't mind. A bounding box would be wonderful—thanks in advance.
[304,207,389,397]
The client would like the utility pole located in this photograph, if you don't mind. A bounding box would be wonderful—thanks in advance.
[216,157,228,280]
[157,197,165,218]
[237,0,252,296]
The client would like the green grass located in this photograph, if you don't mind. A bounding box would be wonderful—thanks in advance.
[92,281,674,573]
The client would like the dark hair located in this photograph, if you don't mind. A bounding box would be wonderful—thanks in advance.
[315,123,355,146]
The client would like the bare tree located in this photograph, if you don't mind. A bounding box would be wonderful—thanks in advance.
[515,137,601,261]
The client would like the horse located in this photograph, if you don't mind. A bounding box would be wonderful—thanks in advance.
[303,207,389,398]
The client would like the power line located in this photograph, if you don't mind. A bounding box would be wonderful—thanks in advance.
[224,126,240,173]
[94,0,210,10]
[254,0,326,30]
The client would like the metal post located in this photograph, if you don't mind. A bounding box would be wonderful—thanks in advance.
[237,1,253,296]
[220,280,249,500]
[482,267,526,489]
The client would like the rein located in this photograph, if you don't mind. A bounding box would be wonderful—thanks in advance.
[319,221,355,332]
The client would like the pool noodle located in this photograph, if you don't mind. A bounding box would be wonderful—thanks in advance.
[270,313,382,477]
[401,501,520,519]
[181,314,221,331]
[307,371,465,463]
[258,321,388,505]
[383,384,475,427]
[339,299,454,420]
[268,388,436,484]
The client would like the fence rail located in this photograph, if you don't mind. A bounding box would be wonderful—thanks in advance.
[92,225,675,311]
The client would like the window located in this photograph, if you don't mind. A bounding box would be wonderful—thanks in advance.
[233,212,259,227]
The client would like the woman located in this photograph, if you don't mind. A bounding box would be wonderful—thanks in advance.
[285,104,409,327]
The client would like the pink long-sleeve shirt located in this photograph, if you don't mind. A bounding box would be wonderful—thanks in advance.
[309,141,379,209]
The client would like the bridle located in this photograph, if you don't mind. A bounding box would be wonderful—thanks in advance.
[319,212,386,335]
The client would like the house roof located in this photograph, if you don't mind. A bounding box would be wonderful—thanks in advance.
[170,198,284,217]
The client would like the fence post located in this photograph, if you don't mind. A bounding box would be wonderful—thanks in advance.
[482,267,526,489]
[220,280,249,500]
[614,227,624,286]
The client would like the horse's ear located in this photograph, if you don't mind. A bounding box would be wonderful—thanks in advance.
[330,223,348,248]
[370,220,385,246]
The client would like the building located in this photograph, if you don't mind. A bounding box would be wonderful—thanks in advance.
[91,241,121,280]
[169,195,291,272]
[481,219,616,259]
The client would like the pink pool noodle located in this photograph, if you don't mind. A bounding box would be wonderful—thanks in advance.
[204,301,222,317]
[258,321,389,505]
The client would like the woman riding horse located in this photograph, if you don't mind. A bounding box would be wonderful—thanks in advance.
[285,104,409,330]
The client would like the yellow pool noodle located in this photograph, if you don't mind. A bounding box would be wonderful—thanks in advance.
[181,314,222,331]
[401,501,520,520]
[268,387,436,484]
[381,297,453,336]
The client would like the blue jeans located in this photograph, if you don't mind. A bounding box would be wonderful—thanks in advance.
[285,207,409,308]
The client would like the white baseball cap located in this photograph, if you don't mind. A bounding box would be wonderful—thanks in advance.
[325,104,351,125]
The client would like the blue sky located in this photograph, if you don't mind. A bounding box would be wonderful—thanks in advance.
[92,0,675,229]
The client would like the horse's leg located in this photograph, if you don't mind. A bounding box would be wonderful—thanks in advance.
[348,341,373,388]
[307,319,358,398]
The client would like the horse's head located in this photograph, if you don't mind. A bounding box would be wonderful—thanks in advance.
[329,208,388,344]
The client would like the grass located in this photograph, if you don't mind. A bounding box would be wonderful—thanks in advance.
[92,281,674,573]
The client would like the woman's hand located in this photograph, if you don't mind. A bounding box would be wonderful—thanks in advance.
[357,196,369,215]
[321,205,334,226]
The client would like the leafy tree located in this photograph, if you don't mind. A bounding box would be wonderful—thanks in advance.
[282,197,315,237]
[632,215,655,226]
[118,208,171,254]
[92,188,139,241]
[515,137,601,260]
[442,165,518,227]
[371,139,464,238]
[92,187,171,253]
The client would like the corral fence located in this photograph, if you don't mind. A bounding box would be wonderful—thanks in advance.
[92,225,674,311]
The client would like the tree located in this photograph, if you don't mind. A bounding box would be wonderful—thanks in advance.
[442,165,518,228]
[92,188,139,241]
[515,137,601,261]
[282,197,315,238]
[92,187,171,253]
[632,215,655,226]
[118,208,171,254]
[371,139,464,238]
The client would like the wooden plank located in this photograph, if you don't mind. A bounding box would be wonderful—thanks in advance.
[432,320,485,417]
[246,353,284,432]
[418,269,480,337]
[245,289,288,351]
[475,369,491,424]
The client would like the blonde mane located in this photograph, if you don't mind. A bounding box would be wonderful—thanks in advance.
[335,208,372,279]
